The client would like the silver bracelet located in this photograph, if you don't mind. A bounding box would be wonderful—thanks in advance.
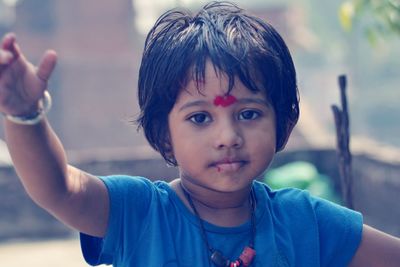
[4,90,52,125]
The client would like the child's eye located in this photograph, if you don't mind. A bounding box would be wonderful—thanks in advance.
[188,113,211,125]
[238,110,260,120]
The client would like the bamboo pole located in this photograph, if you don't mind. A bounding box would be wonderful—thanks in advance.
[331,75,354,209]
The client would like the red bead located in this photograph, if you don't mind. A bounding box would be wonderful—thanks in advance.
[239,246,256,266]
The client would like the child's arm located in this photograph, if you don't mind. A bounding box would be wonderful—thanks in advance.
[0,33,109,237]
[349,224,400,267]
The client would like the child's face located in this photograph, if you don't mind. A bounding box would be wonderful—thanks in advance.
[168,62,276,193]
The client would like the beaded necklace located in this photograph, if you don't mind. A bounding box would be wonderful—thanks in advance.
[180,183,256,267]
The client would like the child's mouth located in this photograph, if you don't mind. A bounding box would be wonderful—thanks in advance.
[213,160,247,173]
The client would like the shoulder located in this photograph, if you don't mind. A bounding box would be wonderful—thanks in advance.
[99,175,168,194]
[253,181,320,236]
[253,180,361,220]
[253,180,314,212]
[99,174,153,187]
[257,181,363,236]
[99,175,173,210]
[253,181,363,266]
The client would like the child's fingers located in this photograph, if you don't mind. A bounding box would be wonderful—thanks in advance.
[1,33,20,59]
[1,32,16,49]
[0,33,24,76]
[36,50,57,82]
[0,49,13,64]
[0,51,12,76]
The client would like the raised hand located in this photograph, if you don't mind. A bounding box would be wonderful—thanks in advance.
[0,33,57,117]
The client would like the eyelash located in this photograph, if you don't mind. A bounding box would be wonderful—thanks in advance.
[187,109,261,125]
[238,109,261,120]
[188,113,212,124]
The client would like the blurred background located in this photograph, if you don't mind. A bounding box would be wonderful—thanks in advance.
[0,0,399,266]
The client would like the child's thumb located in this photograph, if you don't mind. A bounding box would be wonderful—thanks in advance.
[36,50,57,82]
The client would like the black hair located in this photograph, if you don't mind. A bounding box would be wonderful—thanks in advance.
[137,1,299,166]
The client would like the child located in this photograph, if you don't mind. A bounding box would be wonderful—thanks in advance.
[0,1,399,266]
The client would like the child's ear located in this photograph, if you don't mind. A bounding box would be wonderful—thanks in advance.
[277,121,296,152]
[163,134,177,166]
[165,143,176,164]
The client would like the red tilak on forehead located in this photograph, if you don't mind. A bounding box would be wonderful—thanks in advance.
[213,95,237,107]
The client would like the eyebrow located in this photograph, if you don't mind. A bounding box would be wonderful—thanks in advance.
[178,97,270,111]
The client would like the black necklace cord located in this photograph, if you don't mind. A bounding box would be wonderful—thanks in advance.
[180,183,214,267]
[249,189,256,249]
[180,183,214,253]
[179,182,257,266]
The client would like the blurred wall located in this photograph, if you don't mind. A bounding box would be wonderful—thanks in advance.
[1,149,400,241]
[0,0,148,152]
[0,1,310,154]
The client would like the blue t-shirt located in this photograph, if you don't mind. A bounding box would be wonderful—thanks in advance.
[80,175,363,266]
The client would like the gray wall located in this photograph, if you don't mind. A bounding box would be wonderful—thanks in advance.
[1,148,399,242]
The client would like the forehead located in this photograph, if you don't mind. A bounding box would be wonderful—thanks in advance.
[177,62,264,103]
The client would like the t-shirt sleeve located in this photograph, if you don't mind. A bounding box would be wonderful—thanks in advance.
[80,175,155,266]
[311,196,363,267]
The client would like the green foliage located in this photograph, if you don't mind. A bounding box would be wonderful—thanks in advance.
[339,0,400,44]
[264,161,342,204]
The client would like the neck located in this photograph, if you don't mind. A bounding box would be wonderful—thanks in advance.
[171,179,253,227]
[172,179,258,267]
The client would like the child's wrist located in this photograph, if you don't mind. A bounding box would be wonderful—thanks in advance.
[3,90,52,125]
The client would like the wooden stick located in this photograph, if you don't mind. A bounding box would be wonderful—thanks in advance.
[331,75,354,209]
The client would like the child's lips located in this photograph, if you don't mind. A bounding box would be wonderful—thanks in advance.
[212,159,247,172]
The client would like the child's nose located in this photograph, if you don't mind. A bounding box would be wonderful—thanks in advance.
[213,120,244,150]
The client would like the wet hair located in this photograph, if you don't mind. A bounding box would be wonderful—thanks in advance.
[137,1,299,166]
